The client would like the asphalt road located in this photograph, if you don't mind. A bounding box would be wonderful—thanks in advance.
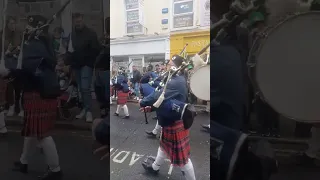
[0,129,109,180]
[110,103,210,180]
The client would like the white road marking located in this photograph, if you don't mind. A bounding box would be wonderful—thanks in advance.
[110,147,174,175]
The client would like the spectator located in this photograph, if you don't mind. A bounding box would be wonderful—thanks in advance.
[131,65,141,100]
[65,13,101,123]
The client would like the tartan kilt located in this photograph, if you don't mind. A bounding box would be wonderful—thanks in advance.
[117,91,128,105]
[22,92,58,138]
[160,120,191,166]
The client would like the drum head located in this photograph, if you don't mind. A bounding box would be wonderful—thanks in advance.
[189,65,210,101]
[254,12,320,122]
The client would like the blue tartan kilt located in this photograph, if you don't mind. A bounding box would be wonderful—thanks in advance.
[210,121,248,180]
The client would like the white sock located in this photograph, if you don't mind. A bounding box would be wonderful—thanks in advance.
[110,97,112,104]
[116,105,120,114]
[152,147,166,170]
[123,104,129,116]
[152,121,161,134]
[20,137,38,164]
[180,159,196,180]
[208,124,210,128]
[40,136,61,172]
[0,112,7,133]
[306,127,320,159]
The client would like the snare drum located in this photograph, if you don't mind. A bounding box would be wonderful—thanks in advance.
[248,12,320,123]
[188,65,210,101]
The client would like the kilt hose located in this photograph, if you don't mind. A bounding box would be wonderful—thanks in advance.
[117,91,128,105]
[22,92,58,138]
[160,120,191,167]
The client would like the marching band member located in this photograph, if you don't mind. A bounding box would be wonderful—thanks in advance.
[113,68,130,119]
[139,55,196,180]
[140,64,157,98]
[0,15,63,180]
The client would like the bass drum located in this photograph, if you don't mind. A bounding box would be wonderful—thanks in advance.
[189,65,210,101]
[248,12,320,123]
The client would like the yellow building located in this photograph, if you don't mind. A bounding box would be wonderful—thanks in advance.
[170,30,210,59]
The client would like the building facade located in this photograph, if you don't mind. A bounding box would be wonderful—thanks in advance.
[109,0,171,74]
[1,0,104,37]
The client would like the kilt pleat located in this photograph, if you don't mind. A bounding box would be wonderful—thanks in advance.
[160,120,191,166]
[117,91,128,105]
[22,92,58,138]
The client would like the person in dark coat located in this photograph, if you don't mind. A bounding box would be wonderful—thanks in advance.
[140,55,196,180]
[65,13,101,123]
[94,32,110,118]
[0,15,62,180]
[131,65,141,100]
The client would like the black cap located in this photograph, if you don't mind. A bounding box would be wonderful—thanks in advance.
[171,55,184,67]
[27,15,47,28]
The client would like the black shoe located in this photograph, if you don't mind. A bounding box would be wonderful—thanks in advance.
[13,161,28,174]
[38,170,63,180]
[201,124,210,131]
[142,157,159,175]
[114,113,119,116]
[122,116,130,119]
[145,130,157,137]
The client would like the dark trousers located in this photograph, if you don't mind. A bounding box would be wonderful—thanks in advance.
[6,81,22,113]
[256,98,279,133]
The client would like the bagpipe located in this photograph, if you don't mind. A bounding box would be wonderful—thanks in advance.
[139,37,211,126]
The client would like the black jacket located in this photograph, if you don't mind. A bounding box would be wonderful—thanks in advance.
[132,70,141,84]
[95,46,109,70]
[67,26,101,68]
[211,43,245,131]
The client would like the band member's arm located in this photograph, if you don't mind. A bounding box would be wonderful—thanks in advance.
[139,91,159,107]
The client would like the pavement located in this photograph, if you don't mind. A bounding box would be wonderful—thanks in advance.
[0,129,109,180]
[110,103,210,180]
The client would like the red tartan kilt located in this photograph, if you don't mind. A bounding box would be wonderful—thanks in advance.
[117,91,128,105]
[0,79,7,107]
[160,120,191,166]
[110,87,113,96]
[22,92,58,138]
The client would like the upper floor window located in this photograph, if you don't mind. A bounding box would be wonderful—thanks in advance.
[172,0,194,30]
[125,0,143,34]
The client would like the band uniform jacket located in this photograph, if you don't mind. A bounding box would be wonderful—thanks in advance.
[140,74,188,127]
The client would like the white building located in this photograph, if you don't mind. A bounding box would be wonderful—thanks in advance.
[109,0,212,73]
[109,0,171,73]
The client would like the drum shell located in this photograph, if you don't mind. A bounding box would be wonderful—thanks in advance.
[188,65,210,101]
[248,12,320,123]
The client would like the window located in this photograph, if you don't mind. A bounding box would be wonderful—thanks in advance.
[172,0,194,30]
[125,0,143,34]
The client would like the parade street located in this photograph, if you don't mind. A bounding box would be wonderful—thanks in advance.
[110,103,210,180]
[0,129,109,180]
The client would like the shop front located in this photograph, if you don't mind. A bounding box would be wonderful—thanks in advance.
[170,29,210,107]
[170,29,210,59]
[110,34,170,76]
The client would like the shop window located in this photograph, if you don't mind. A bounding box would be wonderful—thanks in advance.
[124,0,143,34]
[171,0,194,30]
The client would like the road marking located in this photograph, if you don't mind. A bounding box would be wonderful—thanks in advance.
[129,152,144,166]
[113,151,130,163]
[110,147,174,175]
